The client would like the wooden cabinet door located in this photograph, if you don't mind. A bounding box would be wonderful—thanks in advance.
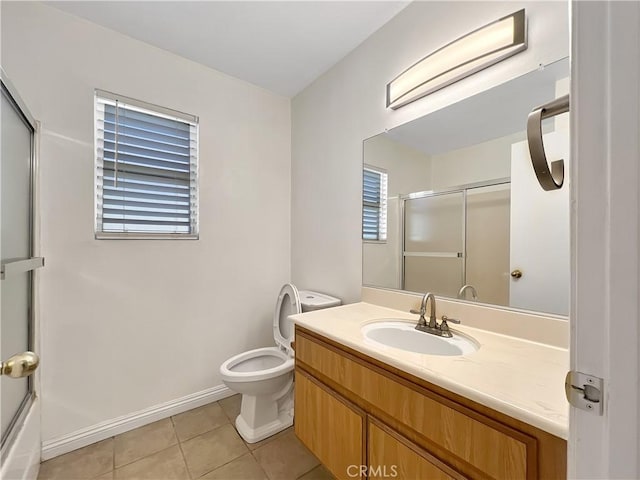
[294,369,365,480]
[369,419,467,480]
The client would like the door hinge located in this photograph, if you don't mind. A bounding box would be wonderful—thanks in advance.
[565,371,604,415]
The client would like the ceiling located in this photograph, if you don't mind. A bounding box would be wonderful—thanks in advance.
[49,1,409,97]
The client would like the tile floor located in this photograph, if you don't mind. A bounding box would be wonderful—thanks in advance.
[38,395,334,480]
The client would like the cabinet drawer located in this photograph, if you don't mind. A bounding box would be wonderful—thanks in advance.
[294,369,365,480]
[369,419,467,480]
[296,330,534,479]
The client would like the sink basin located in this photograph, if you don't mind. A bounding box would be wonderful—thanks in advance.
[362,320,478,356]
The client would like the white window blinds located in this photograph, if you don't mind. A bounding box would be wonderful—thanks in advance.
[363,167,388,241]
[95,90,198,238]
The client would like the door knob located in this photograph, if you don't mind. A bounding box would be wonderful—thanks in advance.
[1,351,39,378]
[510,269,523,279]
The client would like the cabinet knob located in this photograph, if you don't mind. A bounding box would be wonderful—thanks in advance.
[510,269,523,279]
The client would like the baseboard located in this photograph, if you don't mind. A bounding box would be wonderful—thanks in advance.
[41,384,234,461]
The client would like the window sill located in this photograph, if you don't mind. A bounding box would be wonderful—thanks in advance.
[95,232,199,240]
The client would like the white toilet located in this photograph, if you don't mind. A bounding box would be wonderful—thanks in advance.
[220,283,340,443]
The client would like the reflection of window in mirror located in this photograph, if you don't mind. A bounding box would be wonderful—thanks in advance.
[362,166,388,242]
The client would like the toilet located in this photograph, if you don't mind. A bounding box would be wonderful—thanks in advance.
[220,283,340,443]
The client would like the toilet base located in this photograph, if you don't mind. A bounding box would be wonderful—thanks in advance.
[224,368,294,443]
[235,410,293,443]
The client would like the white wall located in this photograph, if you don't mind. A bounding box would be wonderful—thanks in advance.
[430,132,523,189]
[1,2,291,445]
[363,134,431,196]
[291,1,569,304]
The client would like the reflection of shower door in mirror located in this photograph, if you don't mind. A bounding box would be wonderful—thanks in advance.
[466,184,511,305]
[402,192,464,296]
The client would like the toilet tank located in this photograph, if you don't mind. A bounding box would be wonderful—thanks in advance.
[298,290,341,312]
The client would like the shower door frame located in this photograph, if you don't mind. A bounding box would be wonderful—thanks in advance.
[399,177,510,293]
[0,69,41,470]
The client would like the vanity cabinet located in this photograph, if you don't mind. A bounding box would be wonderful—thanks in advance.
[295,370,366,478]
[293,326,566,480]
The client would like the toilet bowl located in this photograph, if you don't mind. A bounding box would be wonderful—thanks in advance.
[220,283,340,443]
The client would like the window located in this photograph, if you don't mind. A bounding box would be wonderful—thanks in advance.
[95,90,198,239]
[362,166,388,241]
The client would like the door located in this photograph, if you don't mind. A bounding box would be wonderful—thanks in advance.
[294,370,365,480]
[368,420,465,480]
[1,74,42,479]
[570,2,640,478]
[509,131,570,316]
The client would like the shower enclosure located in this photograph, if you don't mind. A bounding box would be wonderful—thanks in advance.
[401,179,511,305]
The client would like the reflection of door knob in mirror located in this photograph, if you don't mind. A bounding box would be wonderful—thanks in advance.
[511,269,523,279]
[1,352,39,378]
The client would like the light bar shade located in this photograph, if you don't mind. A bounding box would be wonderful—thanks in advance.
[387,9,527,109]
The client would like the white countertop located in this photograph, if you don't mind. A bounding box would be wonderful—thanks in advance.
[290,302,569,440]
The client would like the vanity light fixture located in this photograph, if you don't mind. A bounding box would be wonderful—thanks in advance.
[386,9,527,109]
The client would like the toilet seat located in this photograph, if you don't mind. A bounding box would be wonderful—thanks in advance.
[220,346,294,383]
[220,284,300,383]
[273,283,301,356]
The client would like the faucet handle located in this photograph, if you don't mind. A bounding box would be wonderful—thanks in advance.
[410,309,423,315]
[441,315,460,324]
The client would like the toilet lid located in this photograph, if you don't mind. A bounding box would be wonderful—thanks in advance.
[273,283,301,354]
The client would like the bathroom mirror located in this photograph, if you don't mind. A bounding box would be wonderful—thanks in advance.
[362,58,570,316]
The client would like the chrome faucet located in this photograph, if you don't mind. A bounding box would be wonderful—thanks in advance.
[410,292,461,338]
[458,284,478,301]
[410,292,437,328]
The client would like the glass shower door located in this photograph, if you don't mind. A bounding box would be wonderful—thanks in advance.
[1,78,41,454]
[403,192,464,296]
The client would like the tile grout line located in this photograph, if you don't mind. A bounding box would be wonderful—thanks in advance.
[193,397,280,479]
[172,402,246,480]
[248,449,271,480]
[247,428,322,480]
[193,450,250,479]
[109,419,180,471]
[296,464,321,480]
[170,415,194,480]
[114,443,180,473]
[182,419,251,479]
[177,418,231,444]
[171,412,236,479]
[40,437,117,480]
